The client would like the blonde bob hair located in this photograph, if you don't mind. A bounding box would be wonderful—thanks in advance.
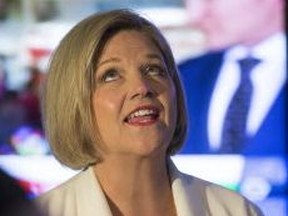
[43,9,187,170]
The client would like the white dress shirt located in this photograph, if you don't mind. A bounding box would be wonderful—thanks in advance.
[208,33,286,150]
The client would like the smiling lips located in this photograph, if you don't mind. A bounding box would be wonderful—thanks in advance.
[125,106,160,126]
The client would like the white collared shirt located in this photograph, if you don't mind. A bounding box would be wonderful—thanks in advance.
[208,33,286,150]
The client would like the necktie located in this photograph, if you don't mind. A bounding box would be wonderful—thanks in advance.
[220,56,261,153]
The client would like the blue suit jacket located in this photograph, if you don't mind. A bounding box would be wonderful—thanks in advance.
[178,51,286,155]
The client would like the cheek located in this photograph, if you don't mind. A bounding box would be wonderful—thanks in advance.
[93,89,123,128]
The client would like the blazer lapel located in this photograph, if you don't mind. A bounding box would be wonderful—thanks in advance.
[76,167,113,216]
[169,159,211,216]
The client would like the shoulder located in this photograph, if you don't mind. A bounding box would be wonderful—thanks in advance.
[169,160,263,215]
[34,169,87,216]
[35,166,113,216]
[38,169,85,199]
[178,50,225,73]
[181,172,263,216]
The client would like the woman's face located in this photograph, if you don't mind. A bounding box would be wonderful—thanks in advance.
[93,30,177,158]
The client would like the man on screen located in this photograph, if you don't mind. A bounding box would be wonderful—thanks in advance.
[179,0,286,154]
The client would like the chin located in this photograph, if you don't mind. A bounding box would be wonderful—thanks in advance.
[131,139,168,157]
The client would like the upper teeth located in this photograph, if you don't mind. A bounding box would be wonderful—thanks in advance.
[129,109,156,119]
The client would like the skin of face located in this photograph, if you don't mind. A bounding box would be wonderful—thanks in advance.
[93,30,177,159]
[186,0,283,49]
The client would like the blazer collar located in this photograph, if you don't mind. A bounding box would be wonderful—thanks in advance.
[77,167,113,216]
[169,159,210,216]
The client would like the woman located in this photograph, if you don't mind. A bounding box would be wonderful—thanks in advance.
[37,9,263,216]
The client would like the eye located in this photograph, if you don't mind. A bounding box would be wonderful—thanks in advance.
[142,64,167,77]
[100,69,121,83]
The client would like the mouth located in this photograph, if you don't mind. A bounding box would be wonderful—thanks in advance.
[124,105,160,126]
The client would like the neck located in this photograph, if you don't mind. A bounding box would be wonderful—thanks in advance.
[93,154,176,216]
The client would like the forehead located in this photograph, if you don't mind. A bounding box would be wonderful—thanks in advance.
[100,30,161,57]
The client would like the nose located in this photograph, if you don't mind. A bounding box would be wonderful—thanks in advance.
[128,75,155,100]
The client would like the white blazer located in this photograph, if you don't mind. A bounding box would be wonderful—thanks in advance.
[36,160,263,216]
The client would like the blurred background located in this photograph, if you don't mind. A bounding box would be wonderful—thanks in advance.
[0,0,286,216]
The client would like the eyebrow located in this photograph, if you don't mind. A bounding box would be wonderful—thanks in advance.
[146,53,163,62]
[97,57,120,68]
[97,53,163,68]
